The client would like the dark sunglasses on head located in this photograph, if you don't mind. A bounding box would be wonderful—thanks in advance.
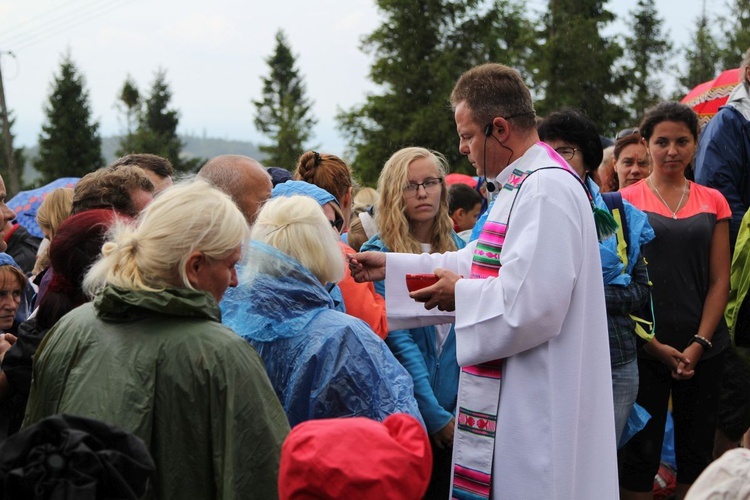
[330,217,344,234]
[616,127,640,140]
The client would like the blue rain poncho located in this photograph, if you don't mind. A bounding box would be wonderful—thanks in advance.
[221,242,423,428]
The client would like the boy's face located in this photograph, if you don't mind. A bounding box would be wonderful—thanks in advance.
[453,202,482,232]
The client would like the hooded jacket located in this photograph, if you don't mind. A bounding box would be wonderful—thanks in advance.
[24,285,289,499]
[220,242,422,428]
[695,82,750,248]
[361,233,464,434]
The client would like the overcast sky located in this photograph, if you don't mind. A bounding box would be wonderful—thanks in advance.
[0,0,721,157]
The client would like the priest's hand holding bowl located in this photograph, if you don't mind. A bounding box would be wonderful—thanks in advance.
[409,268,460,312]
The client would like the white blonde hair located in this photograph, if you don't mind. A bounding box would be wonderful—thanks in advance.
[83,179,249,295]
[251,195,344,284]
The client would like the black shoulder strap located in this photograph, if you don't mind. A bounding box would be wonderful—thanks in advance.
[601,192,630,249]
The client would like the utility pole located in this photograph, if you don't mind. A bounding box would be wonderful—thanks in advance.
[0,51,20,196]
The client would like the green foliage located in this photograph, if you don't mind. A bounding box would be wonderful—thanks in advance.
[535,0,628,135]
[676,11,722,97]
[34,53,104,184]
[623,0,673,121]
[337,0,540,185]
[718,0,750,69]
[117,75,140,137]
[0,112,26,192]
[116,69,190,171]
[253,30,316,169]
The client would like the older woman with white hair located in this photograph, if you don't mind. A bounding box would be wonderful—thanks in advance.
[221,195,422,428]
[23,179,290,499]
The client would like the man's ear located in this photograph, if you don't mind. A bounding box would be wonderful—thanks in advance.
[492,117,509,141]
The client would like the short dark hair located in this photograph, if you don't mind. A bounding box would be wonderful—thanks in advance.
[450,63,536,132]
[537,108,603,173]
[639,102,699,143]
[72,165,154,217]
[110,153,175,179]
[448,183,482,215]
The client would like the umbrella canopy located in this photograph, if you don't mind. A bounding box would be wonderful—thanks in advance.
[445,173,477,188]
[7,178,79,239]
[682,68,741,128]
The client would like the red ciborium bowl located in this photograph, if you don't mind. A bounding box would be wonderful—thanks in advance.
[405,273,439,292]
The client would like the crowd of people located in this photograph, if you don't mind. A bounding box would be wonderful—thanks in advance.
[0,51,746,499]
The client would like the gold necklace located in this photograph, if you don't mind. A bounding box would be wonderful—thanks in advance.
[649,177,688,219]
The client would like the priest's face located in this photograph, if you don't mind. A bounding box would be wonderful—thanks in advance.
[455,101,504,179]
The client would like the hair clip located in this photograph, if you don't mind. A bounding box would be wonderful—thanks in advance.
[313,151,321,166]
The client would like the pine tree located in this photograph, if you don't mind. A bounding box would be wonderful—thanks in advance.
[115,75,140,157]
[718,0,750,69]
[535,0,628,135]
[623,0,673,121]
[676,11,722,97]
[117,70,190,171]
[337,0,539,185]
[0,112,26,191]
[34,53,104,184]
[253,30,316,169]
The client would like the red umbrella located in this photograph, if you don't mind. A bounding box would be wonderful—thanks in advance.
[682,68,741,127]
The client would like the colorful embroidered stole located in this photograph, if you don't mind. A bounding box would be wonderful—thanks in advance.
[451,157,582,500]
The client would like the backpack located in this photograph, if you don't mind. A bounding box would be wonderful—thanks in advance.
[601,192,656,342]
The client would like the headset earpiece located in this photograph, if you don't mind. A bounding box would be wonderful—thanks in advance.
[484,124,493,137]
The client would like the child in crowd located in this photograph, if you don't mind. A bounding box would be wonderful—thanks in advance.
[448,183,483,242]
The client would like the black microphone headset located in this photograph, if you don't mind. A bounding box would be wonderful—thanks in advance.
[482,123,515,193]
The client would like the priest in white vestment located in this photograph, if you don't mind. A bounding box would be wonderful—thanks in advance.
[350,64,618,499]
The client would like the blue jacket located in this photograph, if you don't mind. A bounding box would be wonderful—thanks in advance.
[220,242,422,428]
[361,233,465,434]
[695,105,750,248]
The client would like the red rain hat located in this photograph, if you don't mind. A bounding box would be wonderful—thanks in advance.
[278,414,432,499]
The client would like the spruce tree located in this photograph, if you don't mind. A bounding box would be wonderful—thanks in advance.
[117,70,190,171]
[115,75,141,157]
[338,0,538,184]
[0,112,26,191]
[718,0,750,69]
[253,30,316,169]
[676,11,722,97]
[34,53,103,184]
[623,0,672,121]
[536,0,628,135]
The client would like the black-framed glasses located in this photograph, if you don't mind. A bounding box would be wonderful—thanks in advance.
[330,217,344,234]
[554,147,579,161]
[404,177,442,198]
[616,127,639,140]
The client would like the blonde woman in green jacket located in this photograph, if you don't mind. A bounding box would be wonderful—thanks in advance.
[24,180,290,499]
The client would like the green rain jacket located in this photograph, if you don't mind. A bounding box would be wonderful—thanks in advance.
[24,285,290,499]
[726,207,750,364]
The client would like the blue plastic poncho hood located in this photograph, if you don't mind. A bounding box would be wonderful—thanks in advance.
[220,242,423,428]
[587,178,655,286]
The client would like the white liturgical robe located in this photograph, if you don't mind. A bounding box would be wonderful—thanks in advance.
[384,143,618,499]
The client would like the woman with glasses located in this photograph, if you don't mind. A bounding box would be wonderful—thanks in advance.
[220,194,422,428]
[618,102,731,499]
[361,146,463,499]
[538,109,686,449]
[613,128,651,190]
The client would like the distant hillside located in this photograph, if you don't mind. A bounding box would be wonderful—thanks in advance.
[21,135,265,184]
